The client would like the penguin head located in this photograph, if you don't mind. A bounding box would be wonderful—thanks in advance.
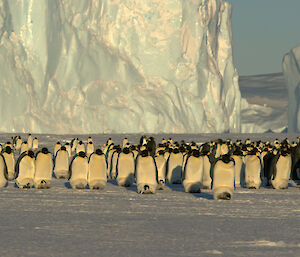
[65,142,70,146]
[60,146,67,151]
[56,141,60,145]
[141,150,149,157]
[173,148,180,154]
[28,150,35,158]
[79,141,83,145]
[41,147,49,154]
[192,149,200,158]
[130,145,136,151]
[221,154,233,164]
[88,141,93,145]
[179,146,186,153]
[123,147,130,154]
[95,149,104,155]
[158,150,165,156]
[78,151,86,158]
[4,146,12,154]
[6,141,11,145]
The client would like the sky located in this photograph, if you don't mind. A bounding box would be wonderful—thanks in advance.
[227,0,300,76]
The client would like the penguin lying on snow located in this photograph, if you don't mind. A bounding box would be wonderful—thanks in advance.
[136,149,158,194]
[212,154,235,200]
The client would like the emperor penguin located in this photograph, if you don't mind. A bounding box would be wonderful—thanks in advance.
[69,151,88,189]
[182,149,203,193]
[34,148,53,189]
[270,148,292,189]
[4,141,13,149]
[212,154,235,200]
[20,141,29,154]
[87,137,93,143]
[86,141,94,158]
[139,135,147,146]
[130,145,139,159]
[201,144,212,189]
[231,146,244,188]
[88,149,107,189]
[146,137,156,157]
[166,147,183,184]
[64,143,71,157]
[76,141,85,154]
[32,137,39,152]
[122,138,129,148]
[116,146,135,187]
[244,149,262,189]
[71,138,79,153]
[15,150,35,188]
[109,146,121,180]
[27,134,33,149]
[15,136,22,151]
[54,146,69,179]
[53,142,61,157]
[155,150,167,190]
[0,153,8,188]
[291,143,300,181]
[136,149,158,194]
[2,146,15,181]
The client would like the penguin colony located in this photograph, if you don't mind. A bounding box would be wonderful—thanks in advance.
[0,134,299,200]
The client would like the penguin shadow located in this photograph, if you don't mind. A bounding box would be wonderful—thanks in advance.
[166,183,185,193]
[107,179,137,192]
[166,183,214,200]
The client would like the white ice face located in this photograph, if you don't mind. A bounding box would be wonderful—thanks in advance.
[0,0,240,133]
[282,45,300,133]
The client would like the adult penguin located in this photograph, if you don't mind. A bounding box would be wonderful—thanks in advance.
[212,154,235,200]
[54,146,69,179]
[71,138,79,153]
[64,142,71,157]
[166,147,183,184]
[69,151,88,189]
[2,146,15,181]
[53,142,61,157]
[231,146,244,188]
[270,148,292,189]
[20,141,29,154]
[76,141,85,154]
[32,137,39,152]
[109,146,121,180]
[146,137,156,157]
[136,149,158,194]
[291,143,300,181]
[200,143,212,189]
[15,150,35,188]
[182,149,203,193]
[34,148,53,189]
[15,136,22,151]
[0,152,8,188]
[244,148,262,189]
[155,149,167,190]
[116,146,135,187]
[27,134,33,149]
[86,141,94,158]
[88,149,107,189]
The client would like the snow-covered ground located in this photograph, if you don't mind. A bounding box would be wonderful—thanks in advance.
[0,133,299,257]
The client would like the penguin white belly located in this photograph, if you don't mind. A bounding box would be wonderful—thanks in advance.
[202,155,212,189]
[183,156,203,193]
[212,161,235,200]
[116,154,135,187]
[244,155,261,189]
[86,144,94,158]
[70,158,88,189]
[167,153,183,184]
[32,139,38,151]
[34,154,53,189]
[0,157,7,188]
[136,156,157,194]
[271,156,291,189]
[88,155,107,189]
[20,144,28,154]
[232,155,243,188]
[3,153,15,181]
[155,155,167,189]
[15,139,22,151]
[54,151,69,179]
[76,144,85,154]
[16,157,35,188]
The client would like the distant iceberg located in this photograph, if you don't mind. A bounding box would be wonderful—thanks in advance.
[0,0,241,133]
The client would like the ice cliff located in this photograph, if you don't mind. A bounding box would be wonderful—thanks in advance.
[0,0,241,134]
[282,45,300,133]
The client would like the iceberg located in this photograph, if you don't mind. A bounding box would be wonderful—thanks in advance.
[282,45,300,133]
[0,0,241,134]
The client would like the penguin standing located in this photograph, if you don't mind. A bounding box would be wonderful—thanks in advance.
[231,147,244,188]
[34,148,53,189]
[2,146,15,181]
[88,149,107,189]
[76,141,85,154]
[212,154,235,200]
[20,141,29,154]
[182,149,203,193]
[64,143,71,157]
[155,150,167,190]
[166,147,183,184]
[244,149,262,189]
[53,142,61,157]
[86,141,94,158]
[136,149,158,194]
[54,146,69,179]
[15,150,35,188]
[270,148,292,189]
[116,146,135,187]
[110,146,121,180]
[71,138,79,153]
[15,136,22,151]
[27,134,33,149]
[0,153,8,188]
[32,137,39,152]
[69,151,88,189]
[200,143,212,189]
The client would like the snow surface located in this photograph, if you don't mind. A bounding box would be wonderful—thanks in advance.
[0,0,240,134]
[283,45,300,133]
[0,133,299,257]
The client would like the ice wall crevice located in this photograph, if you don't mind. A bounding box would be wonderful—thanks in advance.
[0,0,241,133]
